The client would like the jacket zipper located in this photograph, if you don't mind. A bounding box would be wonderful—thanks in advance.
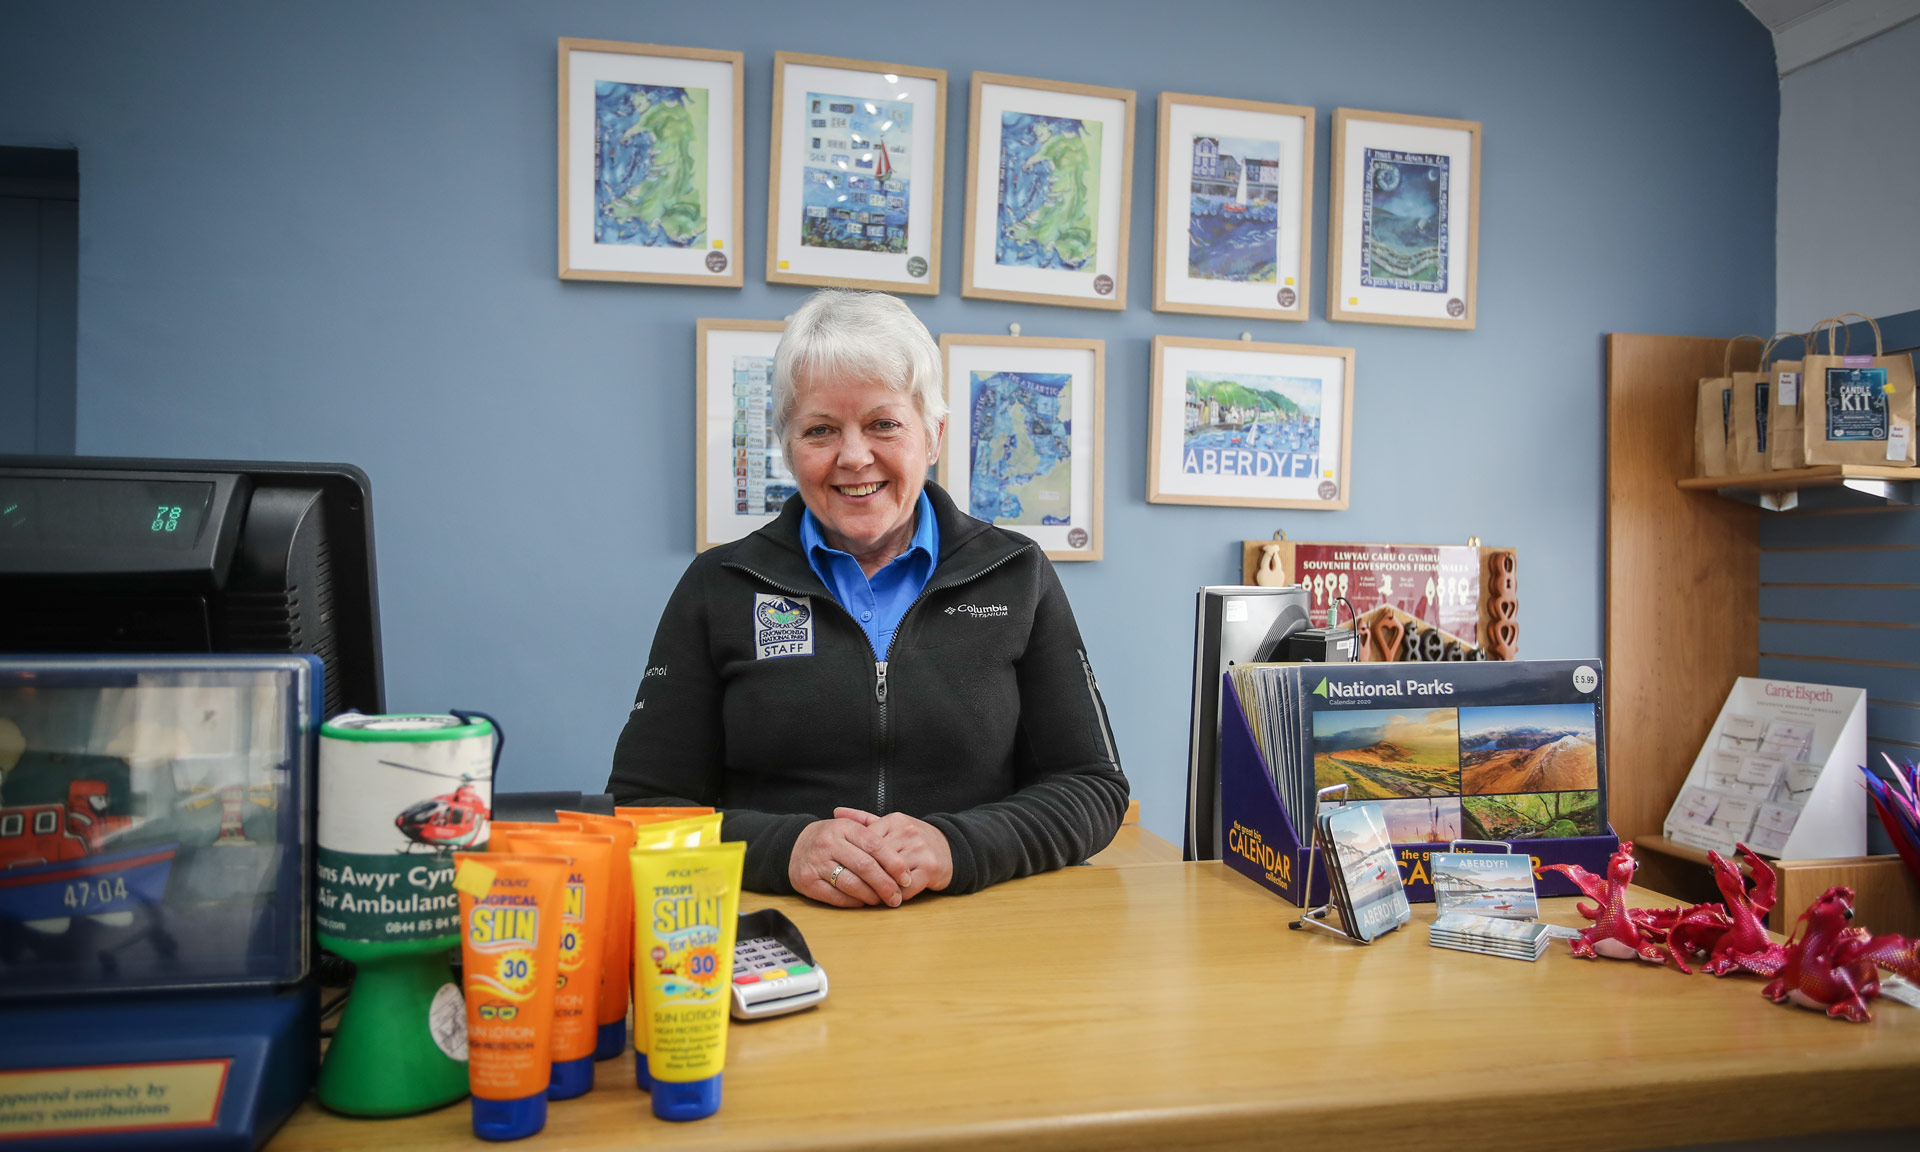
[1078,649,1119,767]
[728,543,1035,817]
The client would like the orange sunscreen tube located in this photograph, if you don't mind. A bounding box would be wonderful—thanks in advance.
[491,829,615,1100]
[615,806,715,826]
[556,811,639,1061]
[630,841,745,1122]
[627,812,724,1090]
[456,853,567,1142]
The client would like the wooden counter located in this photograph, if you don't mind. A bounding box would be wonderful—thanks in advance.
[272,862,1920,1151]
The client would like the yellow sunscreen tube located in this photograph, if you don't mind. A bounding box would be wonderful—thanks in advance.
[491,829,615,1100]
[556,812,639,1061]
[629,841,745,1122]
[455,853,567,1142]
[627,812,724,1091]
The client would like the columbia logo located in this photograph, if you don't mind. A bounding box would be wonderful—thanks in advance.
[945,603,1009,618]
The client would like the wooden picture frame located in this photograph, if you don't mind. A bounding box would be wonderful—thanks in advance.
[962,72,1135,311]
[696,318,789,550]
[558,39,744,287]
[1147,335,1354,510]
[766,53,946,294]
[1153,93,1315,321]
[1327,107,1479,329]
[937,333,1104,560]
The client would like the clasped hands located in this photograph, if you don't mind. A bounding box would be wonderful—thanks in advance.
[788,807,952,908]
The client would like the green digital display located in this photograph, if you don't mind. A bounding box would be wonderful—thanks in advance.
[0,477,214,552]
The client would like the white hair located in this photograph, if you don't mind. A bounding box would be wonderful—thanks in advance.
[771,289,946,453]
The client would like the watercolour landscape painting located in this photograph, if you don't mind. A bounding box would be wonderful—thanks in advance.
[968,371,1072,525]
[1187,133,1280,283]
[996,112,1101,271]
[594,82,708,248]
[1182,371,1322,481]
[730,354,797,516]
[1360,147,1447,292]
[799,90,912,254]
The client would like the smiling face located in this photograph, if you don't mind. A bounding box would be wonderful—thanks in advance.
[787,371,944,576]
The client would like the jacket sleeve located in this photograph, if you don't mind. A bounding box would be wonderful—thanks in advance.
[605,560,815,894]
[924,557,1130,894]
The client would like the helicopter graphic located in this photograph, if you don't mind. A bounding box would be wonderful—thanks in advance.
[384,759,490,852]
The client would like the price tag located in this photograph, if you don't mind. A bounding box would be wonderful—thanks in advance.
[455,858,497,898]
[1777,371,1797,406]
[1888,421,1911,462]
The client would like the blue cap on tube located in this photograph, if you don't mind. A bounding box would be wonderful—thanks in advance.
[593,1019,626,1062]
[651,1073,722,1122]
[634,1052,651,1092]
[547,1055,594,1100]
[472,1093,546,1142]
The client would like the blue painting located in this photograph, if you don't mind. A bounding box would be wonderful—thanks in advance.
[1359,147,1447,292]
[996,112,1101,270]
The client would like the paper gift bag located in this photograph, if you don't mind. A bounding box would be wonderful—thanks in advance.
[1801,313,1916,467]
[1696,334,1760,478]
[1730,332,1797,474]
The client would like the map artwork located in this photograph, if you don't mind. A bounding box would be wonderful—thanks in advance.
[1182,371,1321,478]
[967,372,1073,525]
[732,355,798,515]
[594,82,709,248]
[1187,134,1280,283]
[1359,147,1448,292]
[996,112,1101,271]
[800,92,913,253]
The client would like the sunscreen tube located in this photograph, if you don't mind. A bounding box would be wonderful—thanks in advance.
[455,853,567,1142]
[630,841,746,1121]
[627,812,725,1090]
[556,812,639,1061]
[491,829,615,1100]
[616,806,716,824]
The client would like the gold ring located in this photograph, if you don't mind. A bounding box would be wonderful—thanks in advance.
[827,863,846,887]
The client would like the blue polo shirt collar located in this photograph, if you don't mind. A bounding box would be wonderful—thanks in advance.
[800,490,940,658]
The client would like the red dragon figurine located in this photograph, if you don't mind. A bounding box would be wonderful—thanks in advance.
[1759,886,1920,1022]
[1664,843,1786,976]
[1545,841,1667,964]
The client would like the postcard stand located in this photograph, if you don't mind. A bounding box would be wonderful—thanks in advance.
[1217,674,1616,908]
[1291,784,1366,944]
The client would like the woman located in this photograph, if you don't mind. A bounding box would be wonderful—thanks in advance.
[608,289,1127,907]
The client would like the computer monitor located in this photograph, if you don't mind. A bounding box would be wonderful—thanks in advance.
[1185,584,1311,861]
[0,456,385,717]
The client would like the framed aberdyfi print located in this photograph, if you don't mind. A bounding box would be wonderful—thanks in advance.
[559,39,744,287]
[937,334,1104,561]
[697,318,791,550]
[767,53,946,294]
[1147,335,1354,510]
[962,73,1135,311]
[1153,93,1314,321]
[1327,108,1479,329]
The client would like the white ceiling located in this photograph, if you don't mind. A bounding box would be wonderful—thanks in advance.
[1740,0,1920,74]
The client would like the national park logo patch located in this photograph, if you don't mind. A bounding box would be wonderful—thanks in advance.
[754,594,814,659]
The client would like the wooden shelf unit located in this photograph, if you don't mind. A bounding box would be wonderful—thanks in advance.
[1679,465,1920,511]
[1605,333,1920,937]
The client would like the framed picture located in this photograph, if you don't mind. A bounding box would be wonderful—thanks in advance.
[767,53,946,294]
[962,73,1135,311]
[1327,108,1480,329]
[1153,93,1314,321]
[1147,335,1354,510]
[696,318,790,551]
[558,39,743,287]
[937,334,1104,561]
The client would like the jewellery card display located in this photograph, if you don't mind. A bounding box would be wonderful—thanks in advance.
[1240,539,1518,659]
[1152,93,1313,322]
[558,39,744,286]
[962,72,1135,310]
[1327,108,1479,329]
[1219,659,1616,908]
[767,53,946,293]
[1663,677,1867,859]
[936,334,1104,561]
[695,318,789,550]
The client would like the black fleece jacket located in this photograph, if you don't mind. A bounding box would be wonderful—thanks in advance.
[607,482,1129,895]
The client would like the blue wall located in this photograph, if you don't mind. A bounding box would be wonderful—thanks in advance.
[0,1,1778,844]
